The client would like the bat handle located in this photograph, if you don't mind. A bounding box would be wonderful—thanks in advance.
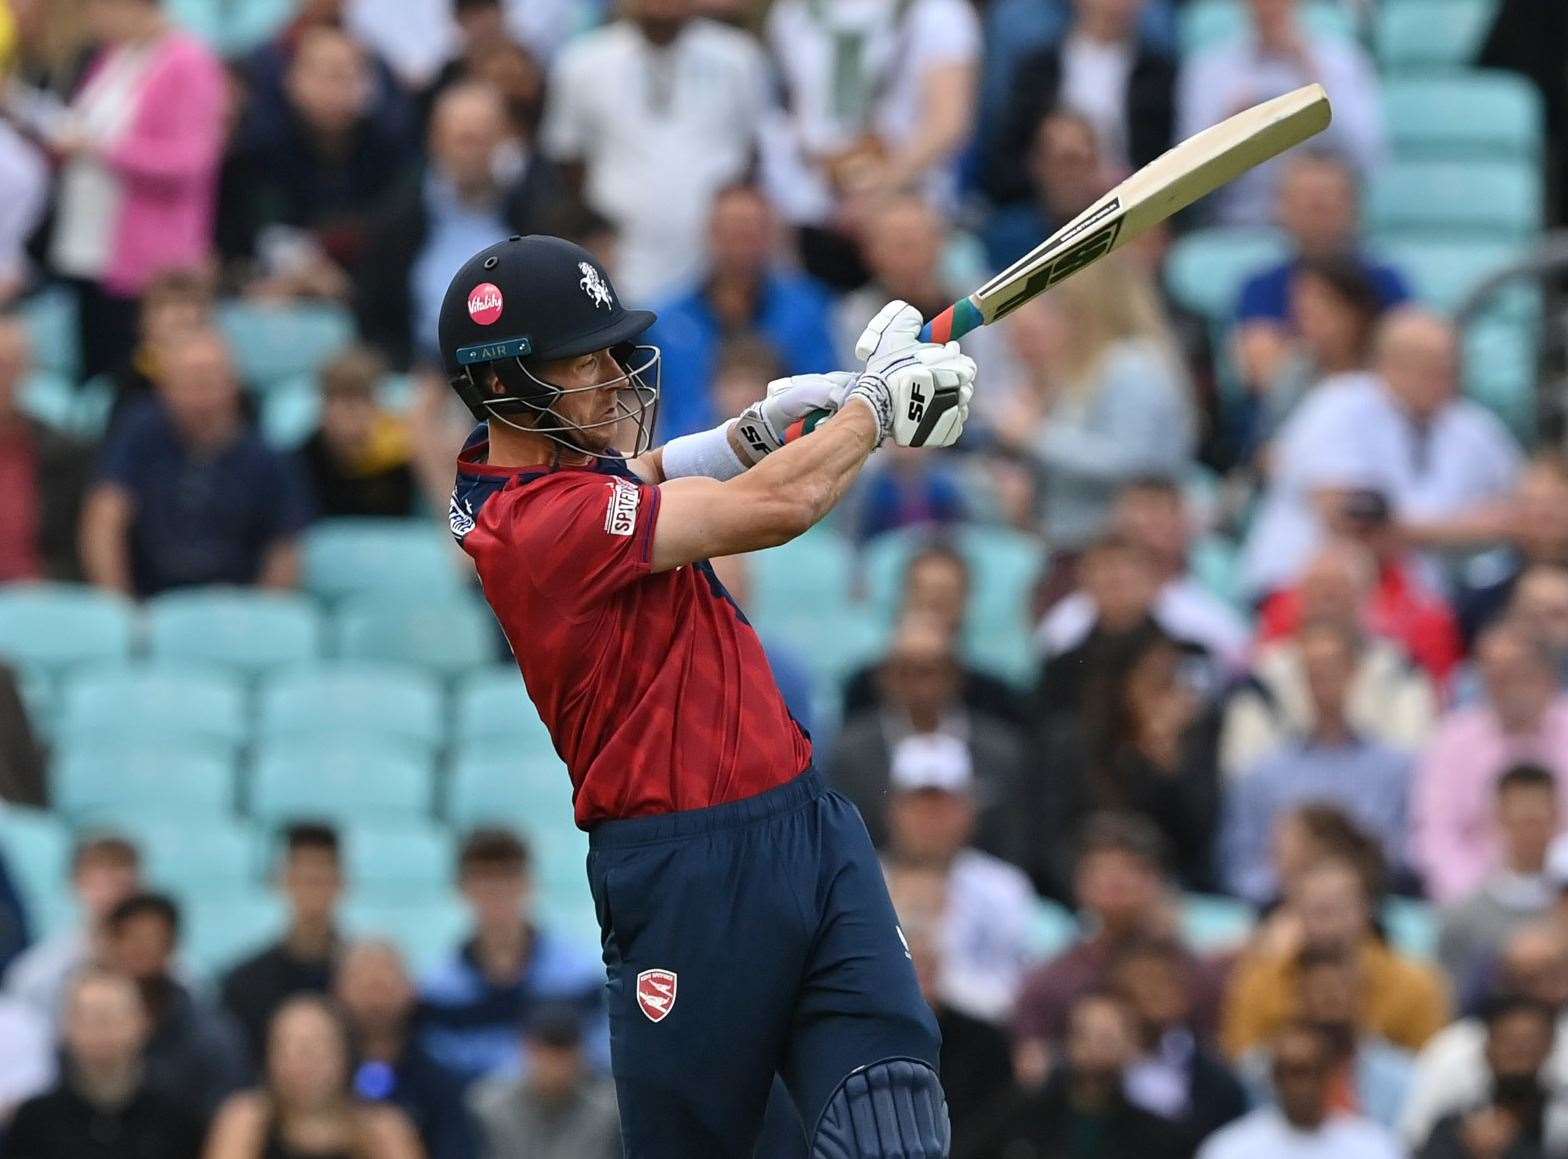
[796,297,984,435]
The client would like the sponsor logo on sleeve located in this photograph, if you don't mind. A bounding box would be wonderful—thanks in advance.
[604,479,640,537]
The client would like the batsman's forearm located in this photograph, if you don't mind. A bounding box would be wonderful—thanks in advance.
[734,400,878,526]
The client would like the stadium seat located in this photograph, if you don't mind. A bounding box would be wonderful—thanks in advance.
[217,301,354,388]
[0,585,135,674]
[19,287,78,379]
[0,806,70,916]
[258,376,321,450]
[303,519,470,604]
[250,739,435,825]
[59,665,249,749]
[53,744,236,821]
[118,817,260,898]
[163,0,223,44]
[184,891,287,977]
[1384,896,1439,960]
[146,590,322,680]
[1367,160,1542,240]
[1179,0,1354,55]
[1164,229,1288,322]
[1383,74,1543,161]
[1376,238,1527,313]
[447,748,572,831]
[750,527,856,624]
[453,666,556,749]
[343,897,469,977]
[1027,899,1079,959]
[861,525,1047,637]
[257,662,446,754]
[16,668,55,740]
[342,822,455,900]
[1466,320,1538,437]
[750,606,887,685]
[216,0,292,54]
[331,596,498,678]
[1180,893,1255,951]
[17,371,79,434]
[1377,0,1500,72]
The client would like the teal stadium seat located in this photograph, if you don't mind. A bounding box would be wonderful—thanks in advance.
[453,666,556,750]
[257,663,445,754]
[1465,317,1538,436]
[217,301,354,388]
[59,665,248,749]
[1383,74,1543,161]
[1366,160,1541,240]
[163,0,223,43]
[749,527,856,624]
[215,0,292,54]
[1027,899,1079,959]
[1179,0,1353,55]
[1377,0,1499,72]
[1164,230,1289,321]
[1384,897,1439,959]
[184,892,287,977]
[259,375,322,450]
[16,668,56,740]
[0,585,135,675]
[1180,893,1255,952]
[304,519,469,604]
[448,748,572,831]
[342,823,455,901]
[749,605,886,686]
[861,525,1046,638]
[331,597,497,678]
[250,739,434,825]
[146,590,322,680]
[19,288,78,379]
[53,744,235,821]
[1376,237,1528,315]
[343,898,469,976]
[116,817,259,898]
[0,806,70,917]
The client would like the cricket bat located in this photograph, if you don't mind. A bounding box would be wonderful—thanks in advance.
[798,83,1332,434]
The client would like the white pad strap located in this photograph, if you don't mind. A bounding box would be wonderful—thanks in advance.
[661,421,748,482]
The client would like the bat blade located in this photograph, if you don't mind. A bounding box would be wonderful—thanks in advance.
[921,83,1332,344]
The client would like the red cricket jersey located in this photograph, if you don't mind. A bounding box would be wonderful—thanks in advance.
[451,428,813,828]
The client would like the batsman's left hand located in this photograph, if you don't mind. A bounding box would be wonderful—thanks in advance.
[730,372,856,465]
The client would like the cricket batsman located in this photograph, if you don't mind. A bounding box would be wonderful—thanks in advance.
[439,234,975,1158]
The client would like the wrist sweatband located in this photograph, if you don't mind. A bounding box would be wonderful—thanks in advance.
[661,420,749,481]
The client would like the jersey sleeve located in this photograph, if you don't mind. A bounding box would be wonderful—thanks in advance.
[490,474,662,606]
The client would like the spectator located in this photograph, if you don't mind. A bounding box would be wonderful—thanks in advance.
[1418,996,1562,1158]
[221,823,346,1066]
[1258,496,1465,688]
[1038,624,1223,893]
[1458,457,1568,643]
[542,0,769,302]
[335,940,475,1159]
[983,106,1114,271]
[298,347,418,517]
[1232,154,1411,401]
[763,0,979,290]
[0,119,47,305]
[884,868,1012,1144]
[1238,947,1414,1130]
[879,733,1036,1024]
[356,79,560,369]
[1414,622,1568,905]
[1266,806,1391,920]
[468,1004,621,1159]
[969,992,1182,1159]
[841,542,1030,727]
[47,0,226,383]
[1404,923,1568,1149]
[419,1,547,133]
[79,325,313,598]
[1198,1024,1402,1159]
[851,442,968,544]
[4,967,205,1158]
[1502,567,1568,693]
[1221,619,1413,904]
[991,0,1177,203]
[0,315,91,582]
[223,26,410,300]
[103,268,217,434]
[992,257,1195,551]
[1015,814,1228,1070]
[1220,544,1438,778]
[0,986,52,1128]
[646,183,836,440]
[420,829,605,1084]
[827,613,1027,859]
[1222,857,1449,1058]
[4,834,140,1028]
[1242,310,1523,599]
[1437,767,1562,1000]
[1038,477,1252,672]
[205,994,422,1159]
[1177,0,1384,227]
[103,892,247,1116]
[1110,935,1249,1154]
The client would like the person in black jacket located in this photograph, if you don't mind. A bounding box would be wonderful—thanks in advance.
[985,0,1176,205]
[5,967,206,1158]
[354,80,564,370]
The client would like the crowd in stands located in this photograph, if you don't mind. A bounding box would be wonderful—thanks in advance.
[0,0,1566,1155]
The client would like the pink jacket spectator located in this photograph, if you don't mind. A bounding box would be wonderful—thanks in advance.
[83,30,227,296]
[1412,697,1568,903]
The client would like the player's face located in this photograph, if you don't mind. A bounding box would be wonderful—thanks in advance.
[535,348,635,453]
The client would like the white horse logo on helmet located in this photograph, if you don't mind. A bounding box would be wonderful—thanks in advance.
[579,262,613,309]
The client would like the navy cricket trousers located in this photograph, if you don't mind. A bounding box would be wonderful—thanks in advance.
[586,768,942,1158]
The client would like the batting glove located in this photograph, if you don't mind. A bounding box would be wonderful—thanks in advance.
[730,371,856,466]
[847,343,976,448]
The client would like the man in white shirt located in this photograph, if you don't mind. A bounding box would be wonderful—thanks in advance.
[1199,1023,1402,1159]
[1177,0,1385,226]
[1242,309,1523,599]
[879,733,1036,1025]
[542,0,770,302]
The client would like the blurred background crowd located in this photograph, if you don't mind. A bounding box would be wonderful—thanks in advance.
[0,0,1566,1155]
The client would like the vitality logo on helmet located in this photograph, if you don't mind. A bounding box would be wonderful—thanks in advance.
[467,283,504,325]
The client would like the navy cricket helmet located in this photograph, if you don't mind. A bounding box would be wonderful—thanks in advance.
[438,235,661,456]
